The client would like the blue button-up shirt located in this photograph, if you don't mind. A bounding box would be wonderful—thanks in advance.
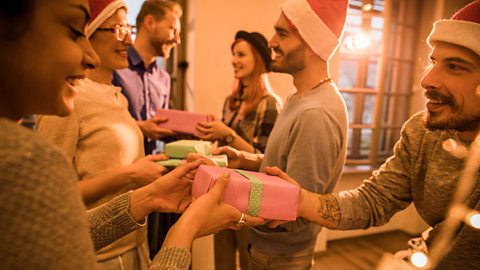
[113,45,171,153]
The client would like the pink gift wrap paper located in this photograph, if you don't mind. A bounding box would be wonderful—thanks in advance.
[156,109,213,136]
[192,165,299,221]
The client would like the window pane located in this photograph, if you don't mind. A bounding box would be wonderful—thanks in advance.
[378,127,401,156]
[381,96,410,126]
[347,128,354,156]
[341,92,355,122]
[371,16,384,29]
[366,61,378,88]
[346,14,362,26]
[362,94,375,124]
[339,59,358,88]
[360,128,372,157]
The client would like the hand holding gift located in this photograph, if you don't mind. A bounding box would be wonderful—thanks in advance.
[137,116,176,140]
[156,109,214,136]
[160,140,228,168]
[192,165,299,221]
[196,119,234,142]
[162,173,265,249]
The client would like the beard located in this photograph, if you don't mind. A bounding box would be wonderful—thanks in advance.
[150,36,166,57]
[423,90,480,132]
[270,44,306,74]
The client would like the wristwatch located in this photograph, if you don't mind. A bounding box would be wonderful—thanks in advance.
[225,132,236,145]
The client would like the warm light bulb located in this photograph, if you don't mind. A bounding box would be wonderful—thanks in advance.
[468,213,480,229]
[410,251,428,268]
[362,4,373,11]
[344,33,371,51]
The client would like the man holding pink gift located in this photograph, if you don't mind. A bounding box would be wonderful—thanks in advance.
[113,0,182,155]
[214,0,349,269]
[113,0,183,259]
[267,1,480,269]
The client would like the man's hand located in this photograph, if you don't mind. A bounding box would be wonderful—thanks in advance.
[213,146,244,169]
[137,117,176,140]
[127,154,168,188]
[264,166,341,229]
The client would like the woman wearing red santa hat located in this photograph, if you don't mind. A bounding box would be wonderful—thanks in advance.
[35,0,168,269]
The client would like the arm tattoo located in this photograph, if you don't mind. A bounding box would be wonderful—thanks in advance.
[317,194,341,229]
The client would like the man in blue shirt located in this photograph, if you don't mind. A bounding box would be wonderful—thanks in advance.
[113,0,183,259]
[113,0,182,154]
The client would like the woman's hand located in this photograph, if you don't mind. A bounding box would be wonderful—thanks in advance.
[196,120,233,141]
[161,173,265,249]
[129,160,204,223]
[127,154,169,188]
[148,160,205,213]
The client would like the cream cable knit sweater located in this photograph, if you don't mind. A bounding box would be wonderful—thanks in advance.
[36,78,146,260]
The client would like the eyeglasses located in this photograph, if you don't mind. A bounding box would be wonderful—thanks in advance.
[96,25,133,41]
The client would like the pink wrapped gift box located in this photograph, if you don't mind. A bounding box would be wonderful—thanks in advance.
[192,165,299,221]
[156,109,213,136]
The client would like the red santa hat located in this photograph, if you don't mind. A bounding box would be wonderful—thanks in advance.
[280,0,348,61]
[427,0,480,57]
[87,0,128,37]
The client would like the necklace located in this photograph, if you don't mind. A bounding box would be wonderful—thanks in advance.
[311,77,331,90]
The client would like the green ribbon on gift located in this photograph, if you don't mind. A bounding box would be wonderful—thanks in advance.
[234,169,263,216]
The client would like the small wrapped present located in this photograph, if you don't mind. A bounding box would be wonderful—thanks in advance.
[157,155,228,168]
[157,159,184,167]
[210,154,228,167]
[156,109,213,136]
[164,140,212,159]
[192,165,299,221]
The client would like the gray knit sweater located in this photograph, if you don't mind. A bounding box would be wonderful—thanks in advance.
[335,112,480,269]
[0,118,191,269]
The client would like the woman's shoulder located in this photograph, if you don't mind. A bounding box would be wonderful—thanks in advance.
[0,118,75,180]
[257,94,282,111]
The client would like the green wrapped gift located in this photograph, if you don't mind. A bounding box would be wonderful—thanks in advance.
[165,140,212,159]
[157,159,184,167]
[211,154,228,167]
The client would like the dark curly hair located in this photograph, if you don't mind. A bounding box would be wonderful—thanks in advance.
[0,0,35,40]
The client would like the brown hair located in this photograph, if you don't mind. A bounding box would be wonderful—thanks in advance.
[227,39,270,114]
[136,0,182,31]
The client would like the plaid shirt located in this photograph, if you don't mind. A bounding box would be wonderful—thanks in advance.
[222,94,281,153]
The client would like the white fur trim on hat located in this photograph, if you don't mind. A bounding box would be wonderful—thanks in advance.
[281,0,341,61]
[87,1,127,38]
[427,19,480,57]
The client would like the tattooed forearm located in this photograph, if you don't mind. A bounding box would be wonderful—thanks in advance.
[317,194,341,229]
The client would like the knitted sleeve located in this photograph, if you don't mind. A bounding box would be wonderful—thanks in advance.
[87,192,145,251]
[150,247,192,270]
[333,114,420,229]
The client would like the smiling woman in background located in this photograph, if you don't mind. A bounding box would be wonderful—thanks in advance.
[196,30,282,270]
[197,31,281,154]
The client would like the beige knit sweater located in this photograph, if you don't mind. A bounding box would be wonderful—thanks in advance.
[0,118,191,269]
[36,78,146,260]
